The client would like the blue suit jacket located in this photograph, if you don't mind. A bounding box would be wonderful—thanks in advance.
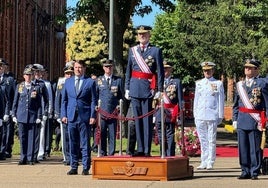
[233,78,268,130]
[61,76,97,123]
[125,43,164,98]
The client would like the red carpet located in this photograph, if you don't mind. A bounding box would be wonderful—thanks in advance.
[216,146,268,157]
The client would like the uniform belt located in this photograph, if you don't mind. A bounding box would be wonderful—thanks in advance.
[239,107,261,114]
[131,71,156,89]
[164,103,176,109]
[131,71,153,79]
[239,107,266,127]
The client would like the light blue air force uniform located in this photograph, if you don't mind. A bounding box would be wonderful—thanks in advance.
[193,77,224,167]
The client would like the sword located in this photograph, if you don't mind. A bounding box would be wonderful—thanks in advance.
[260,111,266,150]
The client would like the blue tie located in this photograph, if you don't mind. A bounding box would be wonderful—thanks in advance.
[75,78,80,94]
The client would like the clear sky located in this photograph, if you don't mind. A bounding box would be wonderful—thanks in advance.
[66,0,161,28]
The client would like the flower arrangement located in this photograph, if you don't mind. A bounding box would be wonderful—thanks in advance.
[175,127,200,156]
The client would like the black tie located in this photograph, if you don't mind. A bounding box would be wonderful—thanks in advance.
[75,78,80,94]
[107,77,110,88]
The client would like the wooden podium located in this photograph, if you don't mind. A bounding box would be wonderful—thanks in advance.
[92,155,193,181]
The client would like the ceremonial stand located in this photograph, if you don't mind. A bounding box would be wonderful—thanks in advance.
[92,99,194,181]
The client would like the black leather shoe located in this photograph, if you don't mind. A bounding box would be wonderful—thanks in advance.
[126,152,134,157]
[82,169,89,175]
[237,175,251,179]
[34,159,40,164]
[67,169,78,175]
[144,153,151,157]
[251,176,258,180]
[18,161,27,165]
[5,153,12,158]
[133,152,145,157]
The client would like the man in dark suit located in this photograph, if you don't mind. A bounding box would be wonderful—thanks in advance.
[155,61,183,157]
[125,25,164,157]
[233,59,268,180]
[61,60,97,175]
[96,59,123,156]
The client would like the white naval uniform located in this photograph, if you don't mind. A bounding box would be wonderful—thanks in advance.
[38,80,53,160]
[193,77,224,168]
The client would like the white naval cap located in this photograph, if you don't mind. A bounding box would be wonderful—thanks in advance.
[201,61,215,70]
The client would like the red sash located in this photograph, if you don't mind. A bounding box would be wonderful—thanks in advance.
[131,71,156,89]
[239,107,266,128]
[237,81,264,130]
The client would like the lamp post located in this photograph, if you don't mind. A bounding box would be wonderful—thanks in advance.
[109,0,114,60]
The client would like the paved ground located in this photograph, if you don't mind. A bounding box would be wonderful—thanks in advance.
[0,127,267,188]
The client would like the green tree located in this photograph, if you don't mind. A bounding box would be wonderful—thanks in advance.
[65,0,176,76]
[152,0,268,103]
[66,19,136,75]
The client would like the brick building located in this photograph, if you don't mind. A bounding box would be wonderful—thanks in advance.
[0,0,66,82]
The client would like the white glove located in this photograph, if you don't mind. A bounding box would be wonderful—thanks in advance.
[3,115,9,122]
[124,90,131,100]
[36,119,42,124]
[0,119,2,127]
[153,91,161,100]
[41,121,46,128]
[57,118,61,123]
[12,117,17,124]
[42,115,48,121]
[232,121,237,129]
[151,89,155,96]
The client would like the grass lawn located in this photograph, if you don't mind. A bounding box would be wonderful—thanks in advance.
[12,136,161,157]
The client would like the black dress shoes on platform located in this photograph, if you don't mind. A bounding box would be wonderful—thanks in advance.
[133,152,145,157]
[82,169,89,175]
[67,169,78,175]
[144,153,151,157]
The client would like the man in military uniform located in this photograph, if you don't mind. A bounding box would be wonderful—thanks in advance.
[193,61,225,170]
[12,67,43,165]
[25,64,49,163]
[233,59,268,180]
[0,58,15,160]
[54,62,74,165]
[155,61,183,156]
[125,25,164,157]
[39,66,54,160]
[96,60,123,156]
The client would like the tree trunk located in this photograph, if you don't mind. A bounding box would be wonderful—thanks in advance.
[113,25,125,77]
[226,77,234,105]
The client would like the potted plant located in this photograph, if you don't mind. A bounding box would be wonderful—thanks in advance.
[175,127,200,156]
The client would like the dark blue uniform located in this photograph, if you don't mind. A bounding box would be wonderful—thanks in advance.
[233,77,268,178]
[96,75,123,156]
[155,77,183,156]
[12,81,43,163]
[125,43,164,156]
[0,74,14,159]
